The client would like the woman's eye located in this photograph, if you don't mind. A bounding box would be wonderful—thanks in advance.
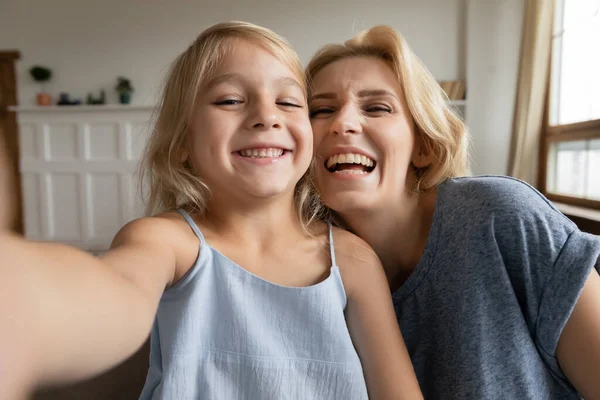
[213,99,242,106]
[365,105,392,113]
[309,108,334,118]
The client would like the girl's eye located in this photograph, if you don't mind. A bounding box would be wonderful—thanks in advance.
[213,99,243,106]
[277,101,303,108]
[309,108,334,118]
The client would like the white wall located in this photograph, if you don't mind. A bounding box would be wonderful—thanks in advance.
[0,0,466,106]
[466,0,524,175]
[2,0,525,176]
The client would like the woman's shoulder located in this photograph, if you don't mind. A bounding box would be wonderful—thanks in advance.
[438,175,574,228]
[441,175,549,205]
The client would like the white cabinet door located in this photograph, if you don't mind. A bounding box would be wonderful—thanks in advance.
[17,107,153,252]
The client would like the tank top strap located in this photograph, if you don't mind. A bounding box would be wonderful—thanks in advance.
[177,209,206,244]
[328,222,347,307]
[328,222,337,266]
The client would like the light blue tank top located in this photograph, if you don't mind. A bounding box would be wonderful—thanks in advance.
[138,210,368,399]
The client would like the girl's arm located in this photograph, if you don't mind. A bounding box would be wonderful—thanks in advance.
[0,211,183,395]
[334,228,423,400]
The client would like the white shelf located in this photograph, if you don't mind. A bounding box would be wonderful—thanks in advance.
[9,104,155,113]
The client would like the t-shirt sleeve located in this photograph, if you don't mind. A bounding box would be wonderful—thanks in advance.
[489,178,600,385]
[536,228,600,383]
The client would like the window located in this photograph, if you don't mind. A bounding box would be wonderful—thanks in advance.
[540,0,600,209]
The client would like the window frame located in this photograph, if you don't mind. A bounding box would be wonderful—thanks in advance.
[538,0,600,212]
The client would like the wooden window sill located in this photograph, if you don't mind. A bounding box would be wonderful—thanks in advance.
[553,202,600,235]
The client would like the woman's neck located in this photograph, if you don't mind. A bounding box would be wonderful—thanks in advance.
[341,188,437,289]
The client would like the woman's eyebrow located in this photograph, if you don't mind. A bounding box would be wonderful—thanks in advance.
[310,89,399,101]
[357,89,399,101]
[310,92,337,101]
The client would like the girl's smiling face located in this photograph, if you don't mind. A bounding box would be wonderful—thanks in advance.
[188,39,313,205]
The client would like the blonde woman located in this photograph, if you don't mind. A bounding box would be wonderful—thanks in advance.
[0,22,423,399]
[307,25,600,399]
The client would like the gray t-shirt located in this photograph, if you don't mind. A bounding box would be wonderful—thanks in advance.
[393,176,600,399]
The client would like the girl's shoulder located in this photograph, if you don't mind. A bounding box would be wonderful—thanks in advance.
[113,211,202,285]
[331,226,378,263]
[117,211,198,245]
[330,226,385,294]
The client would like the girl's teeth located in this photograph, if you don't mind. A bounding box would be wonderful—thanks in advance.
[240,148,284,158]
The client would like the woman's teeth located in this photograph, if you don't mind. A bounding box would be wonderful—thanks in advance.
[325,153,376,172]
[334,169,368,175]
[239,148,285,158]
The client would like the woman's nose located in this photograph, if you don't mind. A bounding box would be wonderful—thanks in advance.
[330,106,361,136]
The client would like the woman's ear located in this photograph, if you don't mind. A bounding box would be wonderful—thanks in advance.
[180,133,190,163]
[180,148,189,163]
[411,137,433,169]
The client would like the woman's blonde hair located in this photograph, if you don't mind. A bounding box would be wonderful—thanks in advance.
[306,25,470,191]
[140,21,322,226]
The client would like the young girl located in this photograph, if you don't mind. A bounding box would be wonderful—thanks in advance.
[0,22,422,399]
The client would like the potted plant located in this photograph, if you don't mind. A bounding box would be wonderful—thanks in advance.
[29,65,53,106]
[115,76,134,104]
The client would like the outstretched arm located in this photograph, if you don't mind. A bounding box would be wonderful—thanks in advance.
[0,137,179,397]
[0,220,177,390]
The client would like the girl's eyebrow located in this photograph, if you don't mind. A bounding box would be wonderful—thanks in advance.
[204,73,241,90]
[277,76,303,90]
[204,75,303,91]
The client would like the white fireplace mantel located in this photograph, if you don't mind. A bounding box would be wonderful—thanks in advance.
[12,105,154,252]
[10,104,155,113]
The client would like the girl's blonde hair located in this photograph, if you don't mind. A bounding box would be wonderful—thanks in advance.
[306,25,470,191]
[141,21,322,226]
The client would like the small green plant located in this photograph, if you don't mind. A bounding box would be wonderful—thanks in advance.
[29,65,52,92]
[115,77,134,94]
[29,65,52,82]
[115,77,134,104]
[29,66,54,105]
